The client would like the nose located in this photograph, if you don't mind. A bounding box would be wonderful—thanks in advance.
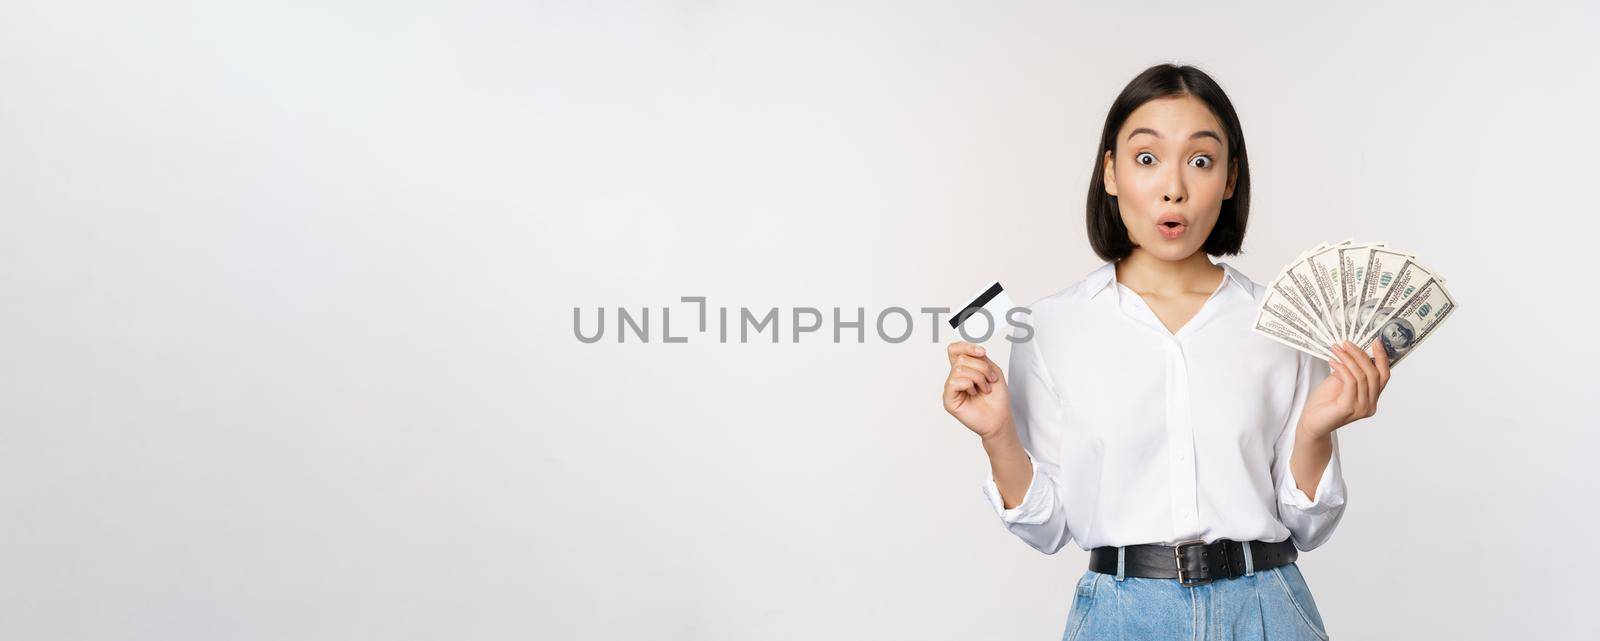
[1162,167,1186,203]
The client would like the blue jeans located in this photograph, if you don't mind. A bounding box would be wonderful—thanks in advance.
[1063,551,1330,641]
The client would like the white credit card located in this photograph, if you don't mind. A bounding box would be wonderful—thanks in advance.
[948,280,1016,343]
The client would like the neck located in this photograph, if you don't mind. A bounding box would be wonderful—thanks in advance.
[1115,248,1224,296]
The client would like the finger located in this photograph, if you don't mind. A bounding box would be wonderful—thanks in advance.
[1344,338,1382,415]
[1370,339,1392,390]
[1326,353,1352,387]
[1341,341,1378,409]
[956,354,1000,382]
[950,370,990,395]
[1342,341,1381,389]
[947,341,986,365]
[944,374,976,405]
[1340,342,1370,411]
[954,364,993,394]
[1327,355,1358,411]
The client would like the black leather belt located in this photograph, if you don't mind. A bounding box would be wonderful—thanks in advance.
[1088,539,1297,587]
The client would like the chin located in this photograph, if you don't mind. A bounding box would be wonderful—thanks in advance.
[1137,241,1201,262]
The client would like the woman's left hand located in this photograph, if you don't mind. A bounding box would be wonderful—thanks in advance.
[1298,339,1391,438]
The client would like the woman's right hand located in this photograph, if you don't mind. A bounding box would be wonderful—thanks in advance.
[943,341,1014,441]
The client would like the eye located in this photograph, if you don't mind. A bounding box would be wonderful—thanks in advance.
[1190,155,1214,169]
[1135,152,1156,166]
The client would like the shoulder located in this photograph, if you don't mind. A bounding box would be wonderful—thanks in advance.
[1015,263,1109,319]
[1003,262,1112,344]
[1216,260,1265,303]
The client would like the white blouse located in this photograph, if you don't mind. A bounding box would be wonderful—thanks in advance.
[981,259,1348,554]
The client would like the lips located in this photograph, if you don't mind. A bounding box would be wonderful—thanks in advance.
[1156,213,1188,239]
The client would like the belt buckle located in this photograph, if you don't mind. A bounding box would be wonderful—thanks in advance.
[1173,539,1212,587]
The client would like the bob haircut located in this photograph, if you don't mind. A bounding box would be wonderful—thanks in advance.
[1086,64,1251,262]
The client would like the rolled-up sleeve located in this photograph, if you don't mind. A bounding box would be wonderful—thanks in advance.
[979,320,1073,555]
[1272,351,1349,551]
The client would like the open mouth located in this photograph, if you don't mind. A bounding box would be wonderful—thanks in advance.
[1157,217,1188,238]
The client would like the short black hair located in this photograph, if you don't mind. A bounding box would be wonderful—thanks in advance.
[1086,63,1251,262]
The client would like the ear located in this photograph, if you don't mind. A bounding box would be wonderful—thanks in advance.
[1223,156,1239,200]
[1103,150,1118,197]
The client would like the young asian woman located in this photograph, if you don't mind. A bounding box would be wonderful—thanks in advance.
[941,64,1390,641]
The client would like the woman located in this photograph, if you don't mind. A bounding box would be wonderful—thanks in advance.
[941,64,1390,640]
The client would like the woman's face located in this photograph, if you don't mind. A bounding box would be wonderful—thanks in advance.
[1103,94,1239,262]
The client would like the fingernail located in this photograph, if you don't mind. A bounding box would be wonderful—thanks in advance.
[975,346,985,356]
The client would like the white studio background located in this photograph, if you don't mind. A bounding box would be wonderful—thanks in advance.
[2,2,1596,639]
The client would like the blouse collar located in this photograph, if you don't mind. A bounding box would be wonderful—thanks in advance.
[1083,259,1254,301]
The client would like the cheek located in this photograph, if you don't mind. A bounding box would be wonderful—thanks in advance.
[1114,170,1162,222]
[1119,167,1163,197]
[1188,168,1229,198]
[1186,170,1228,223]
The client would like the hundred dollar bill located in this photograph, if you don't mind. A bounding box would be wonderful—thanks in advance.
[1267,243,1328,334]
[1352,257,1438,348]
[1253,315,1335,360]
[1256,280,1337,348]
[1336,242,1384,344]
[1348,247,1414,343]
[1358,277,1455,367]
[1282,240,1350,343]
[1305,243,1350,343]
[1261,240,1453,367]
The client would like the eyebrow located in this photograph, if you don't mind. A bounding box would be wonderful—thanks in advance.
[1127,127,1223,144]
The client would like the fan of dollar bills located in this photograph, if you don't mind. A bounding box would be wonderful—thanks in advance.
[1253,240,1456,367]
